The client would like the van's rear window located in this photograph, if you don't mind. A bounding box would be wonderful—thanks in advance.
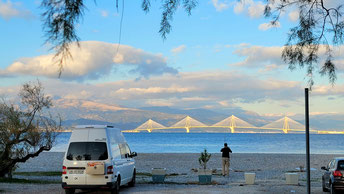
[66,142,108,161]
[338,160,344,170]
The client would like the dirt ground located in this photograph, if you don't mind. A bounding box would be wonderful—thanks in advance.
[0,180,333,194]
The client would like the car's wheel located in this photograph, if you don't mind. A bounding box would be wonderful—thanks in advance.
[128,169,136,187]
[111,176,121,194]
[64,188,75,194]
[330,183,337,194]
[322,178,329,192]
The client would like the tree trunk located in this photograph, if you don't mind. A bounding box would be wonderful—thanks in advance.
[0,164,14,178]
[0,146,50,178]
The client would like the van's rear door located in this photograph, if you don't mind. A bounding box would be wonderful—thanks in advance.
[65,141,109,185]
[85,129,109,185]
[64,142,88,185]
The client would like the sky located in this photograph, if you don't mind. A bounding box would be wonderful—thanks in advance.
[0,0,344,127]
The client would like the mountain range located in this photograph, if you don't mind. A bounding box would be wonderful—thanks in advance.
[53,99,343,131]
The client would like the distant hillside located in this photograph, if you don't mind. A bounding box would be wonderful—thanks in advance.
[52,98,343,131]
[54,99,186,130]
[140,106,228,125]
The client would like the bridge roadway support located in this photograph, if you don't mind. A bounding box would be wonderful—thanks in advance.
[282,117,290,133]
[185,127,190,133]
[230,126,235,133]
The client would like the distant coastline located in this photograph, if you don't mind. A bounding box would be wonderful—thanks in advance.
[56,129,344,134]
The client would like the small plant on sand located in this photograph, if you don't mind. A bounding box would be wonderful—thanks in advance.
[198,149,211,170]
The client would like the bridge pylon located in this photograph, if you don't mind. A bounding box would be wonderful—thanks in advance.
[133,119,166,133]
[230,115,236,133]
[170,115,206,133]
[282,116,290,134]
[185,116,191,133]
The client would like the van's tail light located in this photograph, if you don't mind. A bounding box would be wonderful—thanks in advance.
[62,166,67,174]
[107,165,113,174]
[333,170,343,177]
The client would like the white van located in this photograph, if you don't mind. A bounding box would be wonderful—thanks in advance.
[62,125,137,194]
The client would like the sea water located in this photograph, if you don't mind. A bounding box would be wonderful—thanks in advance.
[51,133,344,154]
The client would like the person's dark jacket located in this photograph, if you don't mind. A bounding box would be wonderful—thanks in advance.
[221,146,232,158]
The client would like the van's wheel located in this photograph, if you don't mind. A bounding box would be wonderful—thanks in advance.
[128,169,136,187]
[111,176,120,194]
[64,188,75,194]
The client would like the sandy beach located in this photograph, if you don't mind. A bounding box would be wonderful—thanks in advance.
[1,152,342,193]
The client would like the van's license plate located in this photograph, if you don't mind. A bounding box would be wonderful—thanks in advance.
[69,170,84,174]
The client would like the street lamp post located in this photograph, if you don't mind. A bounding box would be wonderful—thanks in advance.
[305,88,310,194]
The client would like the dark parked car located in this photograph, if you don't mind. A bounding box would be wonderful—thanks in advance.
[322,157,344,194]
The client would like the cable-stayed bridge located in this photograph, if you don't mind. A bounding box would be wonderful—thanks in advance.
[123,115,343,134]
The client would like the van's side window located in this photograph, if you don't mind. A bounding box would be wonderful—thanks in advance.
[111,143,121,159]
[124,144,131,155]
[119,143,128,158]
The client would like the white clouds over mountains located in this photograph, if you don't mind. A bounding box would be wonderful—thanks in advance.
[32,71,303,109]
[2,41,178,81]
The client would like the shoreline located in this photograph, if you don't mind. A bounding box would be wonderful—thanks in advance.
[47,151,344,154]
[6,152,342,193]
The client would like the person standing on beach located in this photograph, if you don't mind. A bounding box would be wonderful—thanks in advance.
[221,143,232,176]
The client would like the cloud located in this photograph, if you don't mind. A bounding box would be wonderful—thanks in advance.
[288,10,299,22]
[171,45,186,54]
[312,85,344,96]
[218,100,233,107]
[233,1,244,14]
[233,0,265,18]
[100,10,109,17]
[232,45,285,68]
[34,71,303,108]
[231,45,344,72]
[0,71,304,110]
[211,0,230,12]
[3,70,344,120]
[2,41,178,81]
[145,99,174,107]
[258,21,281,31]
[113,86,193,95]
[0,0,33,20]
[258,64,281,73]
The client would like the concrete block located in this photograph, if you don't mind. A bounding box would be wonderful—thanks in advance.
[245,173,256,185]
[285,173,299,185]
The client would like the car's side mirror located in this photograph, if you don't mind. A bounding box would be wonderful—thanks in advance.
[321,166,327,170]
[130,152,137,157]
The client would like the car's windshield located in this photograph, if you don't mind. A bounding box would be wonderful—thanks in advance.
[66,142,108,161]
[338,160,344,170]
